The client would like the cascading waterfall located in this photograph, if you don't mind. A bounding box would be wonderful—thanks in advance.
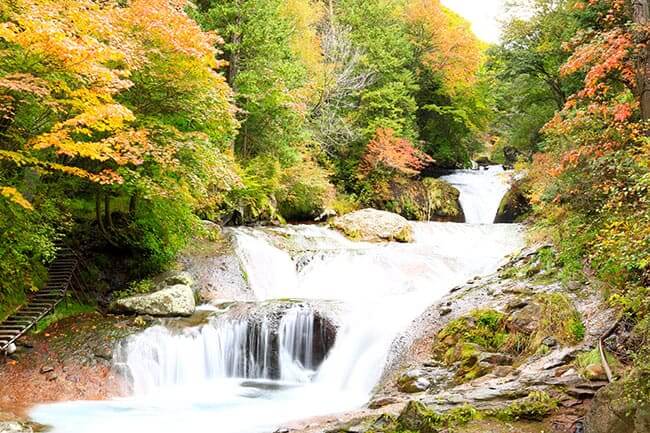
[114,306,329,395]
[278,309,316,382]
[441,165,510,224]
[114,318,274,394]
[30,167,523,433]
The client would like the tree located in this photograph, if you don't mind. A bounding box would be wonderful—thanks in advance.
[486,0,580,158]
[633,0,650,119]
[404,0,488,166]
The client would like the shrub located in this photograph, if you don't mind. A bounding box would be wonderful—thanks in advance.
[277,157,336,221]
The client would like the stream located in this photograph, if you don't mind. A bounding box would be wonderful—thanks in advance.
[30,167,524,433]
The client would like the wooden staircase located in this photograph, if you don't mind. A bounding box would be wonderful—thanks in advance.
[0,247,82,355]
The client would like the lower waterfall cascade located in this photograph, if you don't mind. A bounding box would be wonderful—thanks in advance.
[30,167,524,433]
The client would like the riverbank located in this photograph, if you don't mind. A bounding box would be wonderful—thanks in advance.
[0,312,141,417]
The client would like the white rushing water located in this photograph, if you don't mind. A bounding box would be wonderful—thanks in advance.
[441,165,510,224]
[31,167,523,433]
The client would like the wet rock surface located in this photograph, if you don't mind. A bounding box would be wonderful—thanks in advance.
[178,231,256,303]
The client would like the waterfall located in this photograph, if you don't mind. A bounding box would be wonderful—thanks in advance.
[278,309,315,382]
[440,165,510,224]
[114,318,273,394]
[30,168,524,433]
[114,306,331,395]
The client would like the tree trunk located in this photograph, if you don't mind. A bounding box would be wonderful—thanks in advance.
[104,194,114,231]
[228,1,242,88]
[633,0,650,120]
[129,192,138,215]
[96,192,106,235]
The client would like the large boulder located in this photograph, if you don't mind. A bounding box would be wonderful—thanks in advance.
[331,209,414,242]
[494,182,531,224]
[386,178,465,223]
[585,378,650,433]
[111,285,195,316]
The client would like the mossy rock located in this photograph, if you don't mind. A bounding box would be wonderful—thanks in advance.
[433,310,508,382]
[494,181,531,224]
[397,401,478,433]
[491,391,558,421]
[584,374,650,433]
[384,177,465,222]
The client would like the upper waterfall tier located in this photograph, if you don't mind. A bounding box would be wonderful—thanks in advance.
[440,165,511,224]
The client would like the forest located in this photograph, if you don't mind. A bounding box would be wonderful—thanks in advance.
[0,0,649,432]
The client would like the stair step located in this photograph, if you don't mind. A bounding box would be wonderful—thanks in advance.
[0,333,19,339]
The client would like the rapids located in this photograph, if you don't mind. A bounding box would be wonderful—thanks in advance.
[30,167,523,433]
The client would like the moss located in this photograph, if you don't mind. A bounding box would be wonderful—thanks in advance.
[491,391,558,421]
[433,309,508,382]
[32,300,96,334]
[395,401,479,433]
[394,225,414,243]
[435,309,507,355]
[530,292,585,348]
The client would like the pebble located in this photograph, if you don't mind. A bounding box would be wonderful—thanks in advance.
[39,365,54,374]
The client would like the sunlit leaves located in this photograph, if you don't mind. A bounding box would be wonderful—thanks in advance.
[0,186,32,209]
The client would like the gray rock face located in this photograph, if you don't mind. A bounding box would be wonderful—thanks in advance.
[164,271,194,287]
[397,369,431,393]
[330,209,413,243]
[112,285,195,316]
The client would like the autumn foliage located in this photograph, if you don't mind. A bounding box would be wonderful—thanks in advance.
[360,128,433,178]
[524,0,650,292]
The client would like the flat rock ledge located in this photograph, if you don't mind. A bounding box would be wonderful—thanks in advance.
[110,284,195,317]
[330,209,413,243]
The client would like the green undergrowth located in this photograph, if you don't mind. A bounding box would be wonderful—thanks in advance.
[0,291,27,323]
[433,298,584,382]
[113,278,156,300]
[527,292,585,349]
[489,391,558,422]
[575,347,621,379]
[32,300,96,334]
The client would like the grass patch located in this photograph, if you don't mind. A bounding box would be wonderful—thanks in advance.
[530,293,585,347]
[491,391,558,422]
[32,300,96,334]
